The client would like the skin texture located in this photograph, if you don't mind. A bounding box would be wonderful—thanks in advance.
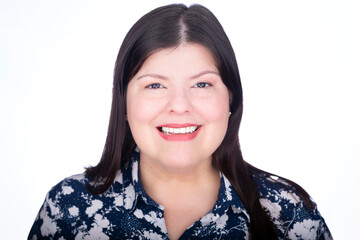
[126,43,230,239]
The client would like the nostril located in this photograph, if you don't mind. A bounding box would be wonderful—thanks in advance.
[167,101,193,114]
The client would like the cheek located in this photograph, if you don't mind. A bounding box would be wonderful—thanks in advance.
[127,94,163,125]
[197,93,230,122]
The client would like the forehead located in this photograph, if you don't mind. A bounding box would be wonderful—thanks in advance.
[138,43,218,74]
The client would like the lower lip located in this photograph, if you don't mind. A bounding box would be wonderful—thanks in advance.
[157,126,201,141]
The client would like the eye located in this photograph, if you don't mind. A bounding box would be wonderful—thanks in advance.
[145,83,164,89]
[193,82,212,88]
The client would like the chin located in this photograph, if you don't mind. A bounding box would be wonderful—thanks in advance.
[161,154,209,173]
[166,160,195,171]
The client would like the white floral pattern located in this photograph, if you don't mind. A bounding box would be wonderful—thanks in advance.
[29,152,332,239]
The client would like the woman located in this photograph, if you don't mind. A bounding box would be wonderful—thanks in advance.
[29,4,332,240]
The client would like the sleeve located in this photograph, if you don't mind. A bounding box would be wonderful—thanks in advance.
[28,192,60,240]
[27,176,84,240]
[286,201,333,240]
[253,171,333,240]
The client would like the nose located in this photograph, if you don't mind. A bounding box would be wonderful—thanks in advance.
[166,87,193,115]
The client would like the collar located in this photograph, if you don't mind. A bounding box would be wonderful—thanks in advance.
[199,172,250,225]
[119,151,161,212]
[121,151,249,221]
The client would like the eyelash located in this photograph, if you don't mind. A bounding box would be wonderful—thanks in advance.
[193,82,212,88]
[145,83,164,89]
[145,82,212,89]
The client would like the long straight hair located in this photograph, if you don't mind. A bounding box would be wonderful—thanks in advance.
[86,4,314,239]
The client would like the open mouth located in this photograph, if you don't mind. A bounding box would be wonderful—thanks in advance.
[157,126,200,135]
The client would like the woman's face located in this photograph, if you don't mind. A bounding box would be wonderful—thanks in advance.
[126,43,230,173]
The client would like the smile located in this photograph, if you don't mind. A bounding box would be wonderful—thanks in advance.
[156,124,201,141]
[160,126,199,135]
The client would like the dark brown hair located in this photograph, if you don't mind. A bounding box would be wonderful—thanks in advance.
[86,4,313,239]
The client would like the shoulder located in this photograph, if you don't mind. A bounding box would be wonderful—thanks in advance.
[47,173,88,198]
[251,170,302,207]
[251,170,333,239]
[28,171,128,239]
[43,170,131,214]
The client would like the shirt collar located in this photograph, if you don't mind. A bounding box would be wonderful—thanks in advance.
[122,151,161,212]
[206,172,249,219]
[123,151,248,220]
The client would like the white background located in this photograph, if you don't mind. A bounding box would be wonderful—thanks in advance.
[1,0,359,239]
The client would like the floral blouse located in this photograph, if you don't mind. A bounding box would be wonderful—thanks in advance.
[28,152,332,239]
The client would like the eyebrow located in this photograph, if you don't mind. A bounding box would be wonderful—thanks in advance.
[136,73,168,80]
[190,70,220,79]
[136,70,220,80]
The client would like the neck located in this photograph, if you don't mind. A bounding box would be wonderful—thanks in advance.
[139,154,220,206]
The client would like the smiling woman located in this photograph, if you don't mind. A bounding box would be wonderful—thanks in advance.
[127,44,230,175]
[28,4,332,240]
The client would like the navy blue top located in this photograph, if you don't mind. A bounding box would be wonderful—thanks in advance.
[28,152,332,239]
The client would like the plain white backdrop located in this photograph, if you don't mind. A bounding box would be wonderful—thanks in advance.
[1,0,359,238]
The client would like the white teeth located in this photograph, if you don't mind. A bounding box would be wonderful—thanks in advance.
[161,126,198,135]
